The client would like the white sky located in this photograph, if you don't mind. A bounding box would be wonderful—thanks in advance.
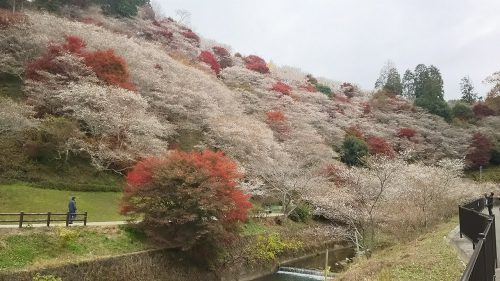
[153,0,500,100]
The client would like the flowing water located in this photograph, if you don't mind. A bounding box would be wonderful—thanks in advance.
[253,247,355,281]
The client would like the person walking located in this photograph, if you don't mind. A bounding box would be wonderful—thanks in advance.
[486,192,494,216]
[68,196,77,224]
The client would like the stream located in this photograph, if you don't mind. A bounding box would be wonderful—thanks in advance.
[253,247,355,281]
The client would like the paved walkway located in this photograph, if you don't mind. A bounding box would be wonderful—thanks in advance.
[449,205,500,279]
[0,221,127,229]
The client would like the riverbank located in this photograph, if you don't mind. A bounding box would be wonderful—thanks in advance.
[336,217,464,281]
[0,219,348,281]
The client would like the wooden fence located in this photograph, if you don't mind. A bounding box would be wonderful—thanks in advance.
[0,212,88,227]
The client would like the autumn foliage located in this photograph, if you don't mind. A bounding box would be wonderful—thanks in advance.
[366,136,395,157]
[182,30,200,44]
[397,128,416,139]
[345,126,364,139]
[26,36,135,90]
[121,150,252,250]
[465,132,491,169]
[271,82,292,95]
[198,51,221,75]
[472,102,496,118]
[212,46,233,69]
[244,55,269,74]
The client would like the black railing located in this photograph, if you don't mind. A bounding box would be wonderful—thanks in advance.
[459,198,497,281]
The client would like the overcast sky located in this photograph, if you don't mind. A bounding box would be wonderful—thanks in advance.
[153,0,500,100]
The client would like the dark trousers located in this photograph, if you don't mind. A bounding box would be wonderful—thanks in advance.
[488,206,493,216]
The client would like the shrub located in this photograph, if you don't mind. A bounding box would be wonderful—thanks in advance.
[300,84,316,93]
[345,126,364,139]
[26,36,136,90]
[251,233,302,261]
[363,103,372,114]
[271,82,292,95]
[340,82,356,98]
[491,142,500,165]
[289,203,312,223]
[212,46,233,69]
[244,55,269,74]
[452,102,474,121]
[473,102,496,118]
[83,49,136,91]
[156,29,173,40]
[397,128,416,139]
[315,83,331,97]
[266,110,286,122]
[341,135,369,166]
[198,51,221,75]
[305,74,318,85]
[465,132,491,169]
[366,136,395,157]
[121,150,252,252]
[0,9,28,28]
[57,227,79,247]
[182,30,200,45]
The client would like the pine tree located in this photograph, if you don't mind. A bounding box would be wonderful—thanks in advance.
[402,69,415,98]
[460,76,478,104]
[412,64,451,121]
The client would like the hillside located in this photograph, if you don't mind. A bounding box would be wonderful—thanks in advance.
[1,3,500,273]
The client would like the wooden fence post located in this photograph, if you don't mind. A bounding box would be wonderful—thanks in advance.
[66,212,69,227]
[19,211,24,228]
[84,212,88,226]
[47,212,51,227]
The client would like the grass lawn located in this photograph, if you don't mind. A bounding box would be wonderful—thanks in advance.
[337,217,464,281]
[0,226,149,271]
[0,183,125,222]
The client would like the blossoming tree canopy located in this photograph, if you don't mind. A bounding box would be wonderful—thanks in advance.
[121,149,252,249]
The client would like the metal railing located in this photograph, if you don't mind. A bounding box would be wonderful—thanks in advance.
[459,198,497,281]
[0,212,88,227]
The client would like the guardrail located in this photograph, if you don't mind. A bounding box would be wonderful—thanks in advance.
[459,198,497,281]
[0,212,88,227]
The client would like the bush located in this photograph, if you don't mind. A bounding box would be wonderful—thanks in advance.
[83,49,136,91]
[341,135,369,166]
[266,110,285,122]
[250,233,302,261]
[212,46,233,69]
[491,142,500,165]
[366,136,395,157]
[271,82,292,95]
[121,150,252,252]
[397,127,416,139]
[345,126,364,139]
[244,55,269,74]
[289,203,312,223]
[465,132,491,169]
[198,51,220,75]
[452,102,474,121]
[315,83,332,97]
[473,102,496,118]
[340,82,356,98]
[182,30,200,45]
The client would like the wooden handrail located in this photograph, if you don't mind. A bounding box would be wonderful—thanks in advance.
[0,212,88,228]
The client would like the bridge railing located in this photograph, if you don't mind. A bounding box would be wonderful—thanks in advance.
[0,212,88,227]
[459,198,497,281]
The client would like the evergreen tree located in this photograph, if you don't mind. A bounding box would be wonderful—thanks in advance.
[460,76,478,104]
[412,64,451,121]
[341,136,369,167]
[374,61,402,95]
[99,0,148,17]
[402,69,415,98]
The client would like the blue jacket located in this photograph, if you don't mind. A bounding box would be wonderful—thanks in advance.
[68,200,77,213]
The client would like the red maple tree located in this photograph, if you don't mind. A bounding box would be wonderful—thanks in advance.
[271,82,292,95]
[465,132,491,169]
[198,51,221,75]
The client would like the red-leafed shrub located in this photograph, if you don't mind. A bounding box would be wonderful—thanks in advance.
[465,132,491,168]
[318,164,347,186]
[271,82,292,95]
[345,126,364,139]
[397,128,416,139]
[156,29,173,40]
[0,9,28,28]
[83,49,136,91]
[244,55,269,74]
[121,149,252,252]
[182,30,200,44]
[340,82,356,98]
[26,36,136,91]
[334,94,350,103]
[473,102,496,118]
[212,46,233,68]
[198,51,221,75]
[266,110,286,122]
[300,84,317,93]
[366,136,395,157]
